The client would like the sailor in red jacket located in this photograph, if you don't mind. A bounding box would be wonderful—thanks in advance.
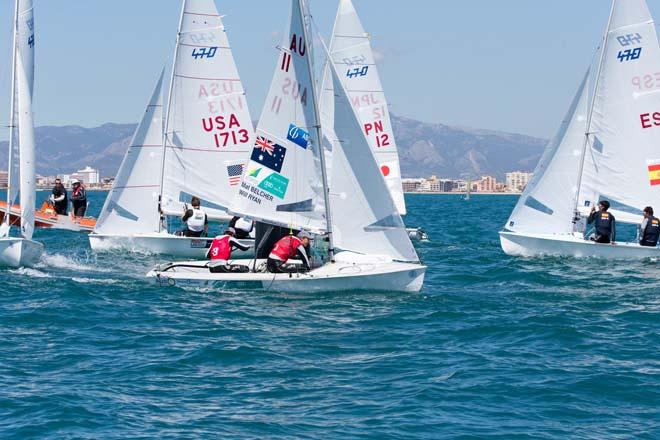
[206,227,251,272]
[267,231,312,273]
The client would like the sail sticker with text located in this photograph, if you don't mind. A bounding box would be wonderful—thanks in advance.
[617,48,642,63]
[347,66,369,78]
[245,165,289,199]
[648,161,660,186]
[250,136,286,173]
[287,124,309,149]
[192,47,218,60]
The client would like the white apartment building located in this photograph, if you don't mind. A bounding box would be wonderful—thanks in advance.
[506,171,533,192]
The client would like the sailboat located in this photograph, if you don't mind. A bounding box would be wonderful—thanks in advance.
[147,0,426,293]
[0,0,43,268]
[500,0,660,259]
[319,0,427,242]
[464,177,472,201]
[89,0,255,258]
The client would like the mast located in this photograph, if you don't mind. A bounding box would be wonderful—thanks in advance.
[2,0,20,233]
[572,0,616,226]
[157,0,186,232]
[300,0,335,262]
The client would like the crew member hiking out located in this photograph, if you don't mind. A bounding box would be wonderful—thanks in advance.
[267,231,312,273]
[181,196,208,237]
[639,206,660,247]
[206,227,251,273]
[70,179,88,217]
[587,200,616,244]
[49,178,68,215]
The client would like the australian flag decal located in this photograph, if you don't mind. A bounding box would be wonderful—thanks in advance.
[251,136,286,173]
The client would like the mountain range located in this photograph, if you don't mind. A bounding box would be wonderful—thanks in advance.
[0,115,547,180]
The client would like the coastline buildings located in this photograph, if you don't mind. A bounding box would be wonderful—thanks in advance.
[402,172,532,194]
[505,171,533,192]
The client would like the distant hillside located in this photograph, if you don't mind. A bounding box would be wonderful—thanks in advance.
[0,116,547,179]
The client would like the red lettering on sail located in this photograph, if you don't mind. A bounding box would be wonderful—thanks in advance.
[640,112,660,129]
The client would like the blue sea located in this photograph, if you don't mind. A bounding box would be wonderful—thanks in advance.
[1,191,659,439]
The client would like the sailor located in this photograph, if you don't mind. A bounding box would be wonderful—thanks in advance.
[181,197,208,237]
[70,179,88,217]
[228,216,254,239]
[267,231,312,273]
[206,227,251,272]
[587,200,616,244]
[49,178,68,215]
[639,206,660,247]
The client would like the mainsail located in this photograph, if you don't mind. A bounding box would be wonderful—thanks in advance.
[230,0,327,232]
[329,61,418,262]
[577,0,660,222]
[2,0,34,237]
[161,0,254,220]
[95,71,165,235]
[321,0,406,215]
[16,0,36,239]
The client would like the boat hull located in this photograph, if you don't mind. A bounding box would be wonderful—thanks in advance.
[500,230,660,259]
[89,233,255,259]
[146,255,426,293]
[0,238,44,268]
[0,201,96,232]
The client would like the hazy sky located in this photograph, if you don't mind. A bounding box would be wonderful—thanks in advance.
[1,0,659,139]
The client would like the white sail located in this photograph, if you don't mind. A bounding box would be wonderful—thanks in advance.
[329,62,418,262]
[504,70,591,234]
[16,0,35,240]
[321,0,406,215]
[230,0,327,232]
[580,0,660,219]
[95,71,165,235]
[161,0,254,220]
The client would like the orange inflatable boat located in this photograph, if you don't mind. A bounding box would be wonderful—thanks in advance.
[0,201,96,232]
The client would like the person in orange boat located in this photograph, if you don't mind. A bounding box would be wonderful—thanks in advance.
[70,179,88,218]
[48,178,68,215]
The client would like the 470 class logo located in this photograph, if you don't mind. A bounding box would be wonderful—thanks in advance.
[617,47,642,63]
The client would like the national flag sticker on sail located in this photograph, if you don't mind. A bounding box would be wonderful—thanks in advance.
[225,161,245,186]
[648,161,660,186]
[251,136,286,173]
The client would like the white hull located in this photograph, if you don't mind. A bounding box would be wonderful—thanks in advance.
[89,233,255,259]
[500,231,660,259]
[146,253,426,293]
[0,237,44,268]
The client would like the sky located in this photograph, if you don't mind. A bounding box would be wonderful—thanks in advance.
[0,0,659,140]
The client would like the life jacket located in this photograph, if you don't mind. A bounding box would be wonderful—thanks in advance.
[208,235,232,261]
[72,185,85,199]
[595,211,613,236]
[643,216,660,245]
[270,235,302,262]
[187,208,206,232]
[235,217,253,233]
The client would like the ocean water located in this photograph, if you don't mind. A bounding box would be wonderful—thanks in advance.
[1,191,659,439]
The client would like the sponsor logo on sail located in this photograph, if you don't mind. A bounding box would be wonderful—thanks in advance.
[287,124,309,149]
